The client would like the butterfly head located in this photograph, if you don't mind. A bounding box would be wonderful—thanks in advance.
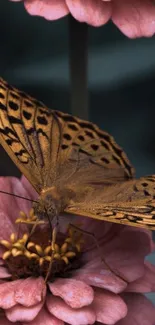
[33,187,62,221]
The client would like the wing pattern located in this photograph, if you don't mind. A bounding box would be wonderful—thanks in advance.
[0,78,134,194]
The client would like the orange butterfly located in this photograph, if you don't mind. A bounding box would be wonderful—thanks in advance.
[0,77,155,232]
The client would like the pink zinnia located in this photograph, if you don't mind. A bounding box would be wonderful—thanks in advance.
[0,175,155,324]
[10,0,155,38]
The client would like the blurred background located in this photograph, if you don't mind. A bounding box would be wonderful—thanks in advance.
[0,0,155,303]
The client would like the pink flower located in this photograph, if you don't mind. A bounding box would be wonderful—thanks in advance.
[0,175,155,324]
[10,0,155,38]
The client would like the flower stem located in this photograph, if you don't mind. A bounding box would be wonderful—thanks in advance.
[68,15,89,120]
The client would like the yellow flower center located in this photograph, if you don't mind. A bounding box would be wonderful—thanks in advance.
[0,209,83,281]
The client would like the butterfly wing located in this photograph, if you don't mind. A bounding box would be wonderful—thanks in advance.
[1,78,154,230]
[0,78,134,195]
[51,110,134,186]
[0,78,62,192]
[65,175,155,230]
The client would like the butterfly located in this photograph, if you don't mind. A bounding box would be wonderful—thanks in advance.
[0,77,155,232]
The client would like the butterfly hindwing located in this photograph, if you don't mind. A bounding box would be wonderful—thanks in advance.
[65,175,155,230]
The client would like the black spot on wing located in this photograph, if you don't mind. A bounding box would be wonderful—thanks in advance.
[9,101,18,111]
[6,138,17,146]
[101,157,109,164]
[79,122,94,131]
[0,102,6,111]
[9,116,22,124]
[78,135,85,141]
[15,149,27,157]
[37,116,48,125]
[0,93,5,99]
[100,140,109,151]
[27,128,34,135]
[144,190,151,197]
[63,133,72,141]
[68,124,79,131]
[24,100,33,108]
[0,126,16,137]
[59,114,77,123]
[39,108,50,117]
[23,110,32,120]
[85,130,94,139]
[10,92,20,100]
[112,155,121,165]
[91,144,99,151]
[37,128,49,139]
[79,148,91,156]
[61,144,68,150]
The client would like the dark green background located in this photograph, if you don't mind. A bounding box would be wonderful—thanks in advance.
[0,0,155,303]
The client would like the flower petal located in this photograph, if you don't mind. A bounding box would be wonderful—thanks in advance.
[0,211,16,248]
[73,259,127,293]
[92,288,127,324]
[5,301,43,323]
[48,278,94,308]
[99,228,151,282]
[0,280,22,309]
[0,258,4,265]
[117,293,155,325]
[0,177,32,225]
[15,276,46,306]
[66,0,111,26]
[46,295,96,325]
[0,316,18,325]
[112,0,155,38]
[126,262,155,293]
[24,0,69,20]
[0,266,11,279]
[23,307,63,325]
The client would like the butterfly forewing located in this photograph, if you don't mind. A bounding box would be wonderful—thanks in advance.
[0,79,62,192]
[0,77,155,230]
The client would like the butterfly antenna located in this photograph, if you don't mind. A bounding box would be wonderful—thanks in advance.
[0,190,38,203]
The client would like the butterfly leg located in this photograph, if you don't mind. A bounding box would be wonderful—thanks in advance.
[69,223,129,284]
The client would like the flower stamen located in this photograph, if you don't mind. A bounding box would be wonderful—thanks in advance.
[0,210,84,280]
[16,208,45,225]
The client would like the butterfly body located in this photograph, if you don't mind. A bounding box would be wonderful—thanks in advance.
[0,77,155,230]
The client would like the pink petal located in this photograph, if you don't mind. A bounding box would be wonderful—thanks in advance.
[0,177,32,225]
[0,211,16,245]
[92,288,127,324]
[0,280,22,309]
[46,295,96,325]
[23,307,64,325]
[15,277,46,306]
[24,0,69,20]
[0,258,4,265]
[66,0,111,26]
[98,228,151,282]
[10,177,33,214]
[126,262,155,293]
[48,278,94,308]
[5,301,43,323]
[73,261,127,294]
[0,266,11,279]
[117,293,155,325]
[112,0,155,38]
[0,316,19,325]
